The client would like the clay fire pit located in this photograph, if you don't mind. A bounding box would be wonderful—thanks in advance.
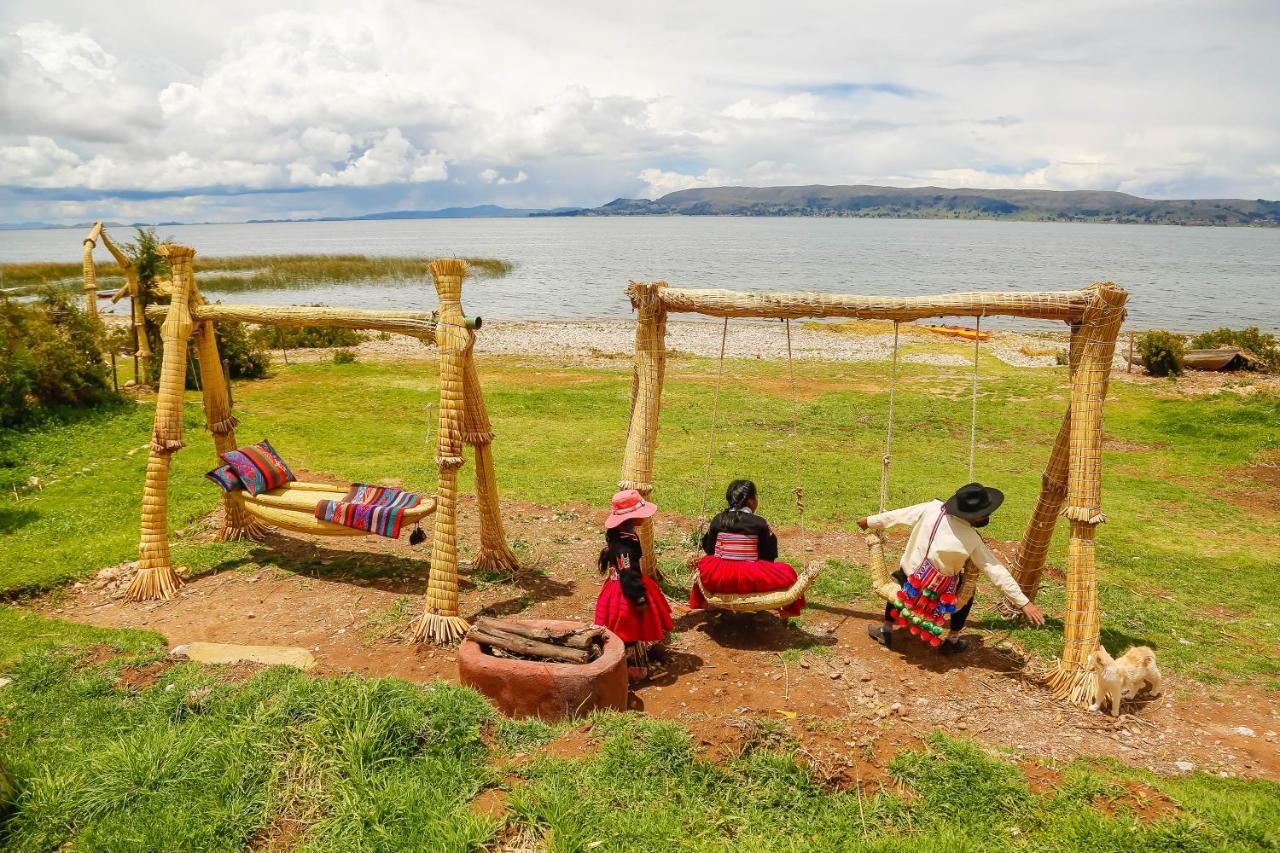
[458,619,627,721]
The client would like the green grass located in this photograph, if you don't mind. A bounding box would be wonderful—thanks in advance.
[2,649,1277,850]
[0,254,512,294]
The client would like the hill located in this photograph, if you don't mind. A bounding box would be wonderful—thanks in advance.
[545,184,1280,226]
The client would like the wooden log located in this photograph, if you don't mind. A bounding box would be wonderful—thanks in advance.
[474,618,604,650]
[469,626,591,664]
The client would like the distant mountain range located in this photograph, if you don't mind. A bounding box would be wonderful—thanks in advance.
[543,185,1280,226]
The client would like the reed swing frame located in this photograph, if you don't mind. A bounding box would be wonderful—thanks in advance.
[618,280,1127,708]
[111,239,516,645]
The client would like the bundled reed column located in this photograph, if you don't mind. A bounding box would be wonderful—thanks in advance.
[81,222,103,320]
[101,228,151,385]
[127,245,197,601]
[413,259,473,644]
[1004,321,1085,605]
[1047,282,1127,708]
[619,281,668,577]
[462,352,519,571]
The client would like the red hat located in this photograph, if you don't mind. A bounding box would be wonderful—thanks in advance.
[604,489,657,529]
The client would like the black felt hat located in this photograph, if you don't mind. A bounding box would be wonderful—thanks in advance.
[944,482,1004,520]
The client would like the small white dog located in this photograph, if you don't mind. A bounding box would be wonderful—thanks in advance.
[1091,645,1162,716]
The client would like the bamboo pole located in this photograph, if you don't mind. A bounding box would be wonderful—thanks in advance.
[127,244,197,601]
[81,221,103,320]
[1045,282,1127,708]
[412,259,472,644]
[1004,322,1085,605]
[657,286,1094,323]
[619,281,669,577]
[462,350,519,571]
[145,304,441,342]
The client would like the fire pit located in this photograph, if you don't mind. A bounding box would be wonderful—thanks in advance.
[458,619,627,721]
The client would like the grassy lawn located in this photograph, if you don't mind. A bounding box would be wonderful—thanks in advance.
[2,349,1278,849]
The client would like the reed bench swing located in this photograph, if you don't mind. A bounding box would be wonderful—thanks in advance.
[111,238,518,645]
[617,280,1128,709]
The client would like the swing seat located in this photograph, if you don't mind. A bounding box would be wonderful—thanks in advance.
[228,481,437,536]
[694,560,824,613]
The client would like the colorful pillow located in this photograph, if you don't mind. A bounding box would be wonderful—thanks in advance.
[205,464,243,492]
[220,439,295,496]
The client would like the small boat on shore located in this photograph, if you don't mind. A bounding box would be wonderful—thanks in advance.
[923,324,990,342]
[1128,346,1262,372]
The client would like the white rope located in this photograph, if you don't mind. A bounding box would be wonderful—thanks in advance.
[696,318,730,530]
[879,321,900,513]
[968,315,982,481]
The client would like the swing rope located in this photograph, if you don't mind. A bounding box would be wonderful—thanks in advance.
[968,315,983,481]
[784,318,805,530]
[879,321,900,514]
[695,317,730,530]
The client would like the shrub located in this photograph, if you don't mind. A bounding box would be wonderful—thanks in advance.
[124,227,171,386]
[1189,326,1279,372]
[1137,330,1185,377]
[1054,348,1069,366]
[0,290,116,426]
[332,348,357,364]
[215,321,270,380]
[250,323,367,350]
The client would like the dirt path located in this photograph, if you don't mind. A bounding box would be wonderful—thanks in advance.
[37,494,1279,784]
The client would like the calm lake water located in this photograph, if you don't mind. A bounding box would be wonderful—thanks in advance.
[2,217,1277,330]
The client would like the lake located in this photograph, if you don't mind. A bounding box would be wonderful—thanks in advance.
[2,217,1277,331]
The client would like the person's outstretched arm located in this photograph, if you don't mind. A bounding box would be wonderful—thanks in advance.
[858,501,932,532]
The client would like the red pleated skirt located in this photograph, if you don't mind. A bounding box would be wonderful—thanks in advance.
[594,575,674,644]
[690,555,806,617]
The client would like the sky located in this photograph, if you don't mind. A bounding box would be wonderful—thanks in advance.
[1,0,1278,224]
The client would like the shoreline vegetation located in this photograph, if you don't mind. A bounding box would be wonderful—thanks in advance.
[0,254,513,294]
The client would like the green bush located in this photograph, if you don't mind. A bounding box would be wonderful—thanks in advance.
[251,324,367,350]
[332,348,357,364]
[1137,330,1185,377]
[1190,326,1279,372]
[0,290,116,426]
[215,321,271,380]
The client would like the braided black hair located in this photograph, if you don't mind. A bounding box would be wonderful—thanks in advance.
[725,479,758,511]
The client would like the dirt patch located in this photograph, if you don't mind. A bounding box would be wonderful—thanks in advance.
[117,660,173,690]
[1097,780,1182,824]
[542,724,601,761]
[76,644,128,667]
[249,816,307,852]
[1020,760,1064,794]
[469,786,511,819]
[34,493,1280,785]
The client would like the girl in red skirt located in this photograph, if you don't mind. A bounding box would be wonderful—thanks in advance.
[594,489,674,682]
[690,479,806,617]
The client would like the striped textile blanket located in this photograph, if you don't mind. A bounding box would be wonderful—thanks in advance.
[313,483,422,538]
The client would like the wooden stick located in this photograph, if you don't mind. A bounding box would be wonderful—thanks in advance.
[475,618,604,649]
[469,626,591,664]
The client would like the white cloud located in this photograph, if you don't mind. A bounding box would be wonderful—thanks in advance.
[0,0,1277,222]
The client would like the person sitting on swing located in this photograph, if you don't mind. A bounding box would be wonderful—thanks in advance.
[690,479,806,617]
[859,482,1045,654]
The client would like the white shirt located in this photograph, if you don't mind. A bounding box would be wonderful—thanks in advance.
[866,499,1029,609]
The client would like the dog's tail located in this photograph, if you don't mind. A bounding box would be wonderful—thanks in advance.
[1092,645,1114,669]
[1128,646,1157,667]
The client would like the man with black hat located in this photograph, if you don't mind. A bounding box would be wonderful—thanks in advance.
[858,482,1045,654]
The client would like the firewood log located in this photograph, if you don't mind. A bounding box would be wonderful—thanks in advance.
[475,618,605,651]
[469,626,591,664]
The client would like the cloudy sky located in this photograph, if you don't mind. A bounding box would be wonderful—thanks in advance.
[1,0,1277,224]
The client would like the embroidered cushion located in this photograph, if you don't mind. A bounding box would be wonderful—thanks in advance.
[205,464,243,492]
[220,440,295,496]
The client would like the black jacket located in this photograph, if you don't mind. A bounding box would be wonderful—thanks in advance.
[701,508,779,562]
[603,527,649,606]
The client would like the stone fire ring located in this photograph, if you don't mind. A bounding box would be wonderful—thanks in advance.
[458,619,628,721]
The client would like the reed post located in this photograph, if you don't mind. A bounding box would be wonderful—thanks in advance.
[127,244,197,601]
[462,351,519,571]
[1005,322,1085,605]
[81,221,103,320]
[101,229,150,384]
[412,259,473,644]
[619,281,669,577]
[1045,282,1127,708]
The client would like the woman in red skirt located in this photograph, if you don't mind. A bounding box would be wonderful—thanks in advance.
[594,489,674,681]
[690,479,805,617]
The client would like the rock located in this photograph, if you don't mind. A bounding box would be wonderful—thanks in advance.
[246,612,256,619]
[170,645,190,659]
[174,642,316,669]
[799,661,810,669]
[1174,760,1195,772]
[957,722,968,731]
[0,677,11,688]
[890,702,903,716]
[859,673,873,682]
[830,671,842,680]
[73,582,83,590]
[1233,726,1256,737]
[164,683,176,692]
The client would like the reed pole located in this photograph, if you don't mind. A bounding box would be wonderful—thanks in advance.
[81,221,103,320]
[1045,282,1127,708]
[462,350,519,571]
[101,229,150,384]
[619,281,669,577]
[127,244,197,601]
[412,259,473,644]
